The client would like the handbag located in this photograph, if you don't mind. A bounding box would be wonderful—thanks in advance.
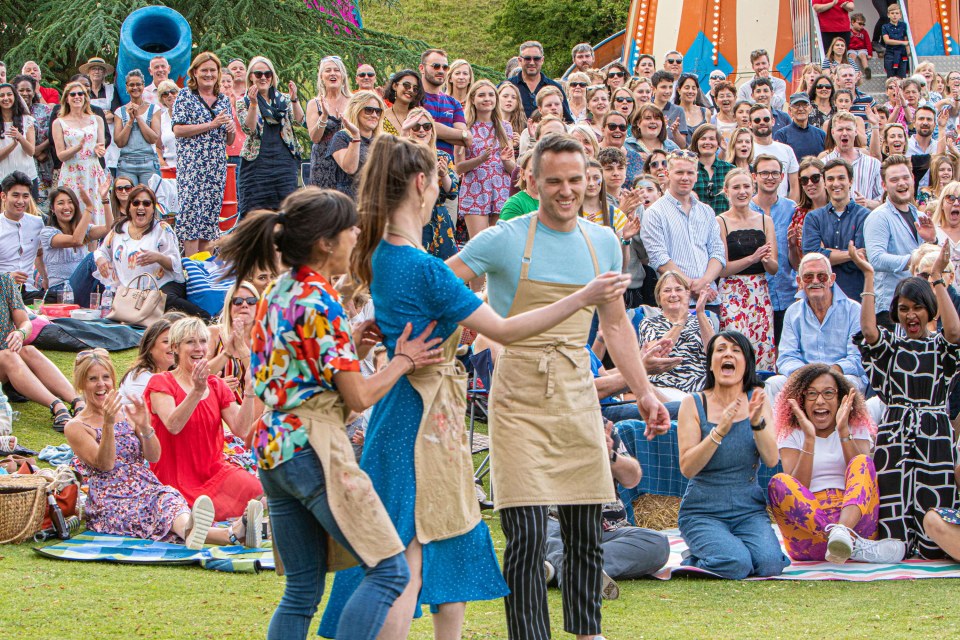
[107,273,167,327]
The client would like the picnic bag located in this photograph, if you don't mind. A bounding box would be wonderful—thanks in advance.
[108,273,166,327]
[0,474,52,544]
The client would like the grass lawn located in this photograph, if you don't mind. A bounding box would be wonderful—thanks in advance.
[3,349,960,638]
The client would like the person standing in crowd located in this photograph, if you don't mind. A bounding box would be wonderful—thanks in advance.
[736,49,788,110]
[808,74,836,129]
[80,57,121,123]
[634,104,680,155]
[446,59,473,107]
[677,331,788,579]
[457,79,515,242]
[604,62,630,95]
[307,55,350,185]
[750,78,791,133]
[172,52,235,257]
[13,75,54,204]
[155,80,179,170]
[822,112,882,209]
[634,54,656,79]
[236,56,304,216]
[864,155,936,327]
[882,3,910,79]
[218,73,242,170]
[143,56,171,105]
[448,133,669,640]
[311,90,384,198]
[380,70,423,136]
[717,168,778,370]
[673,73,710,146]
[227,58,247,95]
[712,82,739,142]
[850,241,960,559]
[21,61,60,104]
[355,64,378,92]
[750,104,799,202]
[789,158,828,269]
[641,150,726,314]
[52,81,106,223]
[726,126,755,172]
[774,93,826,160]
[599,111,641,185]
[0,82,38,197]
[571,43,595,73]
[499,150,538,222]
[114,70,161,185]
[802,158,869,300]
[692,124,733,213]
[814,0,855,48]
[508,41,574,122]
[499,82,527,151]
[418,49,470,156]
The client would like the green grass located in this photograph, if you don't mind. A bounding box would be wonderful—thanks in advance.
[4,350,960,638]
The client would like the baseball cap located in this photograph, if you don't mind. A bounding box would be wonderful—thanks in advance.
[789,92,811,105]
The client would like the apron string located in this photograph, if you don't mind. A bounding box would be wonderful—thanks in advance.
[537,340,582,398]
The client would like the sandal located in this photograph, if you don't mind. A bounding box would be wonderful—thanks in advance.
[49,399,71,433]
[70,396,85,415]
[185,495,215,550]
[227,499,264,548]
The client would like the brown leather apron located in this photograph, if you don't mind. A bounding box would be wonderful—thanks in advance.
[292,392,404,571]
[488,215,615,509]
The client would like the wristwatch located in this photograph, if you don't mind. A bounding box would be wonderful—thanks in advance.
[751,417,766,432]
[932,278,946,288]
[609,450,618,463]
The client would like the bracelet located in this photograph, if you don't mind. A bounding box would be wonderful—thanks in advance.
[800,449,814,456]
[709,429,723,446]
[349,138,361,143]
[860,292,875,298]
[839,435,853,442]
[140,427,155,440]
[395,353,416,373]
[932,278,946,288]
[18,328,28,339]
[318,120,328,128]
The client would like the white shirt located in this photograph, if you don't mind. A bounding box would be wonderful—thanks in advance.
[753,140,799,199]
[143,83,160,105]
[119,370,153,403]
[781,428,872,493]
[0,212,44,291]
[158,108,176,166]
[0,116,38,180]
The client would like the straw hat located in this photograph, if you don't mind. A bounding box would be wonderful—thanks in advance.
[79,57,115,76]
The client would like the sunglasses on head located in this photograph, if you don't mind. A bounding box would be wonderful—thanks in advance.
[357,72,375,78]
[666,58,682,65]
[606,122,628,132]
[252,70,273,79]
[569,82,587,88]
[77,347,110,359]
[752,116,772,124]
[614,96,635,103]
[801,272,830,283]
[607,71,625,78]
[362,106,384,116]
[410,121,433,133]
[521,56,543,63]
[131,198,154,207]
[799,174,823,186]
[428,63,450,71]
[232,296,258,306]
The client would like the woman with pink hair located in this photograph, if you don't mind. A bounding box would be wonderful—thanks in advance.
[768,363,906,564]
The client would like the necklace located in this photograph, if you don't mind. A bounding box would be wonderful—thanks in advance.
[385,223,424,250]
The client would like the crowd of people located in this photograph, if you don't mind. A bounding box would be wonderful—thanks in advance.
[3,3,960,638]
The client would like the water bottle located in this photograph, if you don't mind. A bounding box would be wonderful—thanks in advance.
[61,281,74,305]
[100,287,114,318]
[47,494,70,539]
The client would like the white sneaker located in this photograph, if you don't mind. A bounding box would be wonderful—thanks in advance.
[185,495,215,550]
[851,536,907,564]
[543,560,556,583]
[600,570,619,600]
[825,523,853,564]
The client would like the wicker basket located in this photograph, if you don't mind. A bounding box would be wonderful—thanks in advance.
[0,475,51,544]
[632,494,681,530]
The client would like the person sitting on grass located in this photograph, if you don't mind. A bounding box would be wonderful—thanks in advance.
[66,348,262,549]
[924,506,960,562]
[769,363,907,564]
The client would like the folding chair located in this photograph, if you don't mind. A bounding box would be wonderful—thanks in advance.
[467,348,494,510]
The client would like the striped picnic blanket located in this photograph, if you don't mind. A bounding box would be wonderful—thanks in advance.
[656,527,960,581]
[34,532,275,574]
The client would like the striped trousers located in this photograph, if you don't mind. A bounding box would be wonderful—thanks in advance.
[501,504,603,639]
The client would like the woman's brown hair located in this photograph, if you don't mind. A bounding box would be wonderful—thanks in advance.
[112,184,157,234]
[186,51,222,93]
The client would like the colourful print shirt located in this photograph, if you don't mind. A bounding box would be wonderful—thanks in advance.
[250,266,360,469]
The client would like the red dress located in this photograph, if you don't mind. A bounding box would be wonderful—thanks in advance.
[145,372,262,519]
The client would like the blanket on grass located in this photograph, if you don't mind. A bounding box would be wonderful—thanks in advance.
[33,531,275,574]
[32,318,144,352]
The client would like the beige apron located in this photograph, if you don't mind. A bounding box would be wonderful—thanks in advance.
[383,223,482,543]
[488,215,615,509]
[292,392,404,571]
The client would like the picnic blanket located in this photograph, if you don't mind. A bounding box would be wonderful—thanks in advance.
[655,527,960,581]
[32,318,144,352]
[34,531,275,574]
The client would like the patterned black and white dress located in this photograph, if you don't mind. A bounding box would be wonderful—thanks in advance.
[637,313,707,393]
[855,327,960,559]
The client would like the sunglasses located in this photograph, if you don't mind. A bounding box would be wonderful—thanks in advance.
[666,58,683,65]
[68,91,86,98]
[799,174,823,186]
[614,96,635,103]
[607,71,625,78]
[130,199,154,207]
[801,272,830,283]
[428,63,450,71]
[606,123,628,132]
[648,160,667,169]
[944,194,960,204]
[816,84,833,90]
[160,90,178,97]
[918,270,954,279]
[362,106,384,116]
[399,81,418,91]
[232,296,259,306]
[252,70,273,79]
[411,122,433,132]
[569,82,588,88]
[115,185,133,192]
[357,72,375,78]
[521,56,543,62]
[752,116,772,124]
[667,149,697,160]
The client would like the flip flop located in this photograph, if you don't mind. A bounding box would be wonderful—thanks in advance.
[185,495,215,550]
[244,499,264,549]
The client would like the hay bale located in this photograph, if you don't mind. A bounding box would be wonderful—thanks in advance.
[632,494,680,531]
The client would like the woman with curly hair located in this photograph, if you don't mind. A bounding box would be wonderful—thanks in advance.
[768,364,907,563]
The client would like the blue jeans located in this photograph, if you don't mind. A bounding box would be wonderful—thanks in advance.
[259,447,409,640]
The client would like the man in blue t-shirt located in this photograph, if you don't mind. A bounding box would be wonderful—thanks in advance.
[418,48,470,155]
[448,133,669,640]
[774,93,826,161]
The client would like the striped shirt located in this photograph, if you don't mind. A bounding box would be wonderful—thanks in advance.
[422,90,465,155]
[821,149,882,203]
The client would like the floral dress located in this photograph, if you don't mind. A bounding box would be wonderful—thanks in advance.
[73,415,191,542]
[459,120,512,217]
[57,116,106,224]
[172,89,232,243]
[422,150,459,259]
[31,103,55,198]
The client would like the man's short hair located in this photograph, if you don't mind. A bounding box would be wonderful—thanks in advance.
[531,133,586,178]
[597,146,627,168]
[420,49,447,65]
[750,49,769,64]
[650,70,674,87]
[572,43,592,57]
[535,85,563,107]
[823,158,854,179]
[1,171,32,193]
[519,41,544,55]
[750,76,773,92]
[150,55,168,65]
[749,102,771,117]
[831,112,859,131]
[836,63,857,79]
[753,154,782,171]
[915,104,938,119]
[799,252,833,275]
[851,12,865,23]
[881,154,911,181]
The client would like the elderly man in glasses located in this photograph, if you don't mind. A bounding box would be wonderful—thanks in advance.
[764,252,867,400]
[354,64,377,92]
[736,49,787,110]
[507,40,574,122]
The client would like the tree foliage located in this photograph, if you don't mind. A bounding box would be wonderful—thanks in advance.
[489,0,628,77]
[0,0,439,93]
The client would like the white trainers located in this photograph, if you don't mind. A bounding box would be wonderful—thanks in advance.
[825,523,854,564]
[185,495,215,550]
[543,560,556,583]
[851,536,907,564]
[600,570,619,600]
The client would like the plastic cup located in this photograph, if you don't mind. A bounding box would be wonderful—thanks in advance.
[89,293,101,310]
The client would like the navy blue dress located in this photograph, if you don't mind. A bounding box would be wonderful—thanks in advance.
[319,241,508,635]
